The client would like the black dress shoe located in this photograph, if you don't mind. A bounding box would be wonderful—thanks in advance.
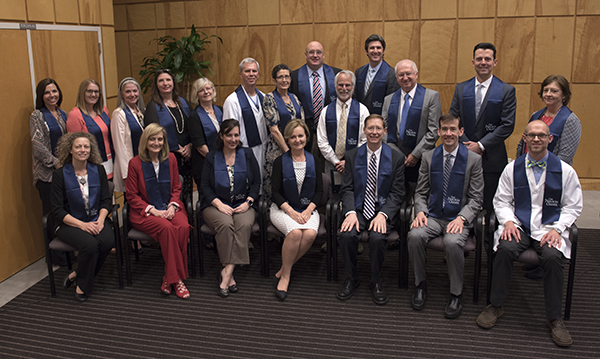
[63,274,75,290]
[411,288,427,310]
[337,278,359,301]
[75,292,87,302]
[369,281,388,305]
[217,272,230,298]
[275,288,287,300]
[273,275,281,289]
[445,295,463,319]
[228,284,239,293]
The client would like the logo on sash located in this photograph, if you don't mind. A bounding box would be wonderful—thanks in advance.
[347,138,357,146]
[378,196,386,205]
[405,129,417,138]
[300,197,311,205]
[545,197,559,207]
[485,124,497,132]
[330,94,337,102]
[233,193,246,201]
[447,196,460,206]
[373,101,382,108]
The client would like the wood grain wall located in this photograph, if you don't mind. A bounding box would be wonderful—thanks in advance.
[0,0,118,282]
[114,0,600,189]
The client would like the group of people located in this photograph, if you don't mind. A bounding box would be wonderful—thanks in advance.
[30,34,582,347]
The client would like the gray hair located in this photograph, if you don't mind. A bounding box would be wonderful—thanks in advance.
[117,77,145,112]
[335,70,356,87]
[395,59,418,73]
[239,57,260,73]
[190,77,217,107]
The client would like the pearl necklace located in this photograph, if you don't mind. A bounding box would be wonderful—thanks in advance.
[165,102,185,134]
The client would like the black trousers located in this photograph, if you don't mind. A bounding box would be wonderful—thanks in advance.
[56,219,115,295]
[338,210,391,284]
[490,228,565,320]
[483,171,501,251]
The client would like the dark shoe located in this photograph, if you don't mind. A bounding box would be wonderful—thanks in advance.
[387,240,400,250]
[445,295,463,319]
[62,273,75,290]
[357,242,364,255]
[369,281,388,305]
[217,272,230,298]
[547,318,573,347]
[273,275,281,289]
[75,292,87,302]
[337,278,359,301]
[476,304,504,328]
[228,284,239,293]
[275,288,287,300]
[411,288,427,310]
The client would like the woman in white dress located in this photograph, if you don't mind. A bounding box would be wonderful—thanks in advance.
[270,119,323,300]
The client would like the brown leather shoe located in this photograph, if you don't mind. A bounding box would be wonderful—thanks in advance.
[476,304,504,329]
[547,318,573,347]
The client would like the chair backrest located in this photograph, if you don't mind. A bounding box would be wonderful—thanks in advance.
[317,173,331,208]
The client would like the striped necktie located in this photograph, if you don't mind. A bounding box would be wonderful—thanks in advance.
[312,71,323,127]
[363,153,377,220]
[364,68,375,94]
[475,83,483,118]
[442,154,453,207]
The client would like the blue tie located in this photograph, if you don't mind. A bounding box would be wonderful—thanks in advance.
[399,93,410,140]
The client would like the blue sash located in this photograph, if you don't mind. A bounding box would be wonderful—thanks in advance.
[214,148,247,208]
[40,106,66,156]
[462,76,504,141]
[325,99,361,152]
[282,150,316,211]
[235,86,264,148]
[272,90,301,133]
[355,61,390,115]
[79,109,113,162]
[195,104,222,152]
[386,84,426,150]
[154,97,191,152]
[513,153,562,235]
[529,106,572,153]
[428,144,468,220]
[63,163,100,222]
[297,64,337,119]
[124,106,143,156]
[353,143,393,211]
[141,158,171,210]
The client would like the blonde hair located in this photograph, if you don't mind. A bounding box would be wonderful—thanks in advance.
[56,132,102,167]
[75,78,104,115]
[283,119,310,144]
[138,123,170,162]
[190,77,217,107]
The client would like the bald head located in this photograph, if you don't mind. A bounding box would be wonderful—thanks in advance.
[305,41,325,71]
[525,120,550,134]
[523,120,553,159]
[395,59,419,93]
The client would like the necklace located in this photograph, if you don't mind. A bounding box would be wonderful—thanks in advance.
[249,94,259,110]
[165,102,185,134]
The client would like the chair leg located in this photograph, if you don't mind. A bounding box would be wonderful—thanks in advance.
[47,249,57,297]
[124,237,133,286]
[564,237,577,320]
[195,212,204,278]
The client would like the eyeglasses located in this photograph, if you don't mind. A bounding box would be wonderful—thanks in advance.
[85,90,100,95]
[397,72,415,78]
[276,75,291,80]
[524,133,549,140]
[307,50,323,56]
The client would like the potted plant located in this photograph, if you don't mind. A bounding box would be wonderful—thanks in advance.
[139,25,222,100]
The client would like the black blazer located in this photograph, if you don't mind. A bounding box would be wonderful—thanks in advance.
[290,64,341,129]
[200,147,261,210]
[354,61,400,114]
[271,155,324,209]
[341,144,405,220]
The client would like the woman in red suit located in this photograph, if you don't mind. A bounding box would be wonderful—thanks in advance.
[125,123,191,299]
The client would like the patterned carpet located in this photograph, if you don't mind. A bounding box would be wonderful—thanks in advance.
[0,229,599,358]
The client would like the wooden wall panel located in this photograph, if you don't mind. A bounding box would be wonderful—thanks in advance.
[384,0,419,20]
[217,27,249,85]
[280,24,314,70]
[570,84,600,177]
[578,0,600,15]
[495,17,535,83]
[114,5,128,31]
[102,27,119,98]
[507,84,532,158]
[0,0,27,21]
[127,3,156,30]
[27,0,55,23]
[533,17,574,82]
[348,23,384,71]
[79,0,102,25]
[128,30,158,82]
[314,0,346,23]
[281,0,313,24]
[426,84,457,114]
[536,0,575,16]
[249,26,281,85]
[314,23,348,70]
[100,0,114,25]
[115,31,132,81]
[456,19,495,82]
[420,20,457,84]
[572,17,600,83]
[421,0,457,19]
[217,0,248,27]
[459,0,496,18]
[383,21,420,67]
[156,1,184,29]
[0,29,41,281]
[248,0,279,26]
[184,1,217,28]
[197,27,220,84]
[498,0,535,17]
[347,0,383,22]
[55,0,80,24]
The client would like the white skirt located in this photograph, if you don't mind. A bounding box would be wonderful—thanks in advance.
[269,203,320,236]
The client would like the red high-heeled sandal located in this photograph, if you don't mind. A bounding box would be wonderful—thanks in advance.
[161,277,172,295]
[174,280,190,299]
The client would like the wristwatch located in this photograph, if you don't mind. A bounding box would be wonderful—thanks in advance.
[246,198,254,206]
[458,215,468,224]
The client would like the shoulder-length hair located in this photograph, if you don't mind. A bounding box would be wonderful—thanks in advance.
[215,119,243,151]
[539,75,571,106]
[56,132,102,167]
[117,77,146,112]
[75,79,104,115]
[283,119,310,144]
[35,78,63,109]
[190,77,217,107]
[151,69,181,109]
[138,123,170,162]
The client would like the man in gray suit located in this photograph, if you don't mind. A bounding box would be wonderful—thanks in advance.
[382,59,441,199]
[449,42,516,250]
[408,113,484,319]
[354,34,399,115]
